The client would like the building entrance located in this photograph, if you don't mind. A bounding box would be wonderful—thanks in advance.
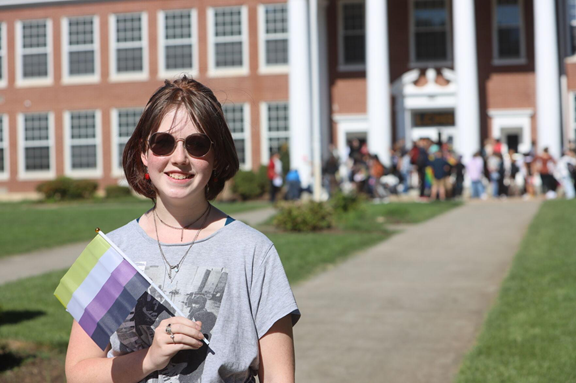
[410,110,456,146]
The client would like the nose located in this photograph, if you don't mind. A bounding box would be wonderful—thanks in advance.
[170,139,189,164]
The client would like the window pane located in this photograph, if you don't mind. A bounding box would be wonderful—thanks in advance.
[265,39,288,65]
[117,47,143,72]
[415,31,447,61]
[268,104,289,133]
[24,114,49,141]
[498,28,520,58]
[22,20,47,49]
[572,25,576,56]
[0,24,2,51]
[25,147,50,171]
[69,17,94,45]
[71,111,96,139]
[343,35,365,65]
[116,14,142,43]
[342,3,364,31]
[165,44,193,69]
[0,148,3,172]
[265,5,288,34]
[118,109,142,137]
[269,137,288,156]
[0,57,3,80]
[215,42,243,67]
[165,11,192,40]
[71,145,97,169]
[0,117,3,142]
[23,53,48,78]
[214,8,242,37]
[118,143,126,168]
[234,138,245,164]
[223,105,244,134]
[69,50,95,75]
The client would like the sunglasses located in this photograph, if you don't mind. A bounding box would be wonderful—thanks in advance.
[148,132,213,158]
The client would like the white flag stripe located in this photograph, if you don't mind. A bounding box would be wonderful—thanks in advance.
[66,247,124,320]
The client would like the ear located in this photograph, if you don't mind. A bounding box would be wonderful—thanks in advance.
[141,150,149,167]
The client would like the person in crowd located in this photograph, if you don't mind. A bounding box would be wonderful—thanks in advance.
[429,146,449,201]
[268,152,283,202]
[487,151,502,198]
[556,150,576,199]
[534,147,557,197]
[468,151,485,199]
[368,154,386,197]
[399,149,412,194]
[415,139,430,199]
[454,155,465,199]
[285,169,302,201]
[65,77,299,383]
[322,149,340,197]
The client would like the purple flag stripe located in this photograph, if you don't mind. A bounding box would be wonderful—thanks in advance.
[90,273,150,350]
[78,260,137,337]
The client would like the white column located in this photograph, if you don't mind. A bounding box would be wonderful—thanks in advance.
[289,0,313,188]
[366,0,391,165]
[453,0,480,164]
[534,0,561,158]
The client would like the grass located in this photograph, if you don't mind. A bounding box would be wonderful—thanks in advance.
[0,199,270,259]
[456,200,576,383]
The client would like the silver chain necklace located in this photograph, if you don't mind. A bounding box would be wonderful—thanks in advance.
[152,204,212,280]
[154,204,211,242]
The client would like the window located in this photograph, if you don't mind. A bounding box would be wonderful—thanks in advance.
[259,3,289,73]
[65,110,101,177]
[493,0,525,63]
[339,1,365,69]
[261,102,289,164]
[17,19,52,86]
[223,103,251,169]
[159,9,197,77]
[570,0,576,56]
[209,6,248,76]
[112,108,142,175]
[19,112,54,179]
[0,115,8,180]
[110,12,148,81]
[62,15,99,83]
[0,22,6,87]
[411,0,451,64]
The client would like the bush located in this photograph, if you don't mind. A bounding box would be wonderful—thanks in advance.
[36,177,98,200]
[330,191,364,214]
[273,201,333,232]
[232,170,262,200]
[256,165,270,196]
[105,185,132,199]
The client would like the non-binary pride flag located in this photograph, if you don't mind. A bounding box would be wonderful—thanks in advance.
[54,231,150,350]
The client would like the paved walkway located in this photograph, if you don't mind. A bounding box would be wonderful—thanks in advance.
[0,207,276,284]
[293,200,541,383]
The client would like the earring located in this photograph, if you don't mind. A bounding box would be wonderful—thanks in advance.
[144,173,150,180]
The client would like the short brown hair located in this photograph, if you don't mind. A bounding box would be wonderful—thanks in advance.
[123,76,239,200]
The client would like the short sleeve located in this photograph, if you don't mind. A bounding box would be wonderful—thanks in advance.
[250,245,301,339]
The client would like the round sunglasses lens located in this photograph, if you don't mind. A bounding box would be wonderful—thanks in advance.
[186,135,211,157]
[150,133,175,156]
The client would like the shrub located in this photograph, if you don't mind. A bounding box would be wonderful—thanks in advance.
[36,177,98,200]
[330,191,364,214]
[273,201,333,232]
[256,165,270,195]
[232,170,262,200]
[105,185,132,199]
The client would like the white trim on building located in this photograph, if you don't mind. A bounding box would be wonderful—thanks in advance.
[0,22,7,88]
[258,2,289,75]
[491,0,527,66]
[157,8,198,80]
[17,111,55,180]
[488,109,533,153]
[15,18,53,87]
[61,15,100,85]
[108,12,149,83]
[64,109,102,178]
[207,5,249,78]
[0,114,9,181]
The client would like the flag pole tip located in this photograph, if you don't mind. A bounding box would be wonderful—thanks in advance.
[95,227,101,233]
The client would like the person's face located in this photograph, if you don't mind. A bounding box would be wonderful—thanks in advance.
[141,108,214,203]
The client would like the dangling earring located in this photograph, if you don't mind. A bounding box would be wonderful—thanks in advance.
[145,173,150,180]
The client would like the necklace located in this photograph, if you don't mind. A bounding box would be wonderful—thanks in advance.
[153,204,212,280]
[154,204,211,242]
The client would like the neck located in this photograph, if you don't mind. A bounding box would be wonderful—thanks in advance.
[154,196,210,228]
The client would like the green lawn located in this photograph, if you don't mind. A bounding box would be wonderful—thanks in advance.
[456,200,576,383]
[0,199,270,259]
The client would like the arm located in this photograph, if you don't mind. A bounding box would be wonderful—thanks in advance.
[66,317,205,383]
[258,315,295,383]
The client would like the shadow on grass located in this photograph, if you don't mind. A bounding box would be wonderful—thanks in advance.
[0,350,27,372]
[0,310,45,326]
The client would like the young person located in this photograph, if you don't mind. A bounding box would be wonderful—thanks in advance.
[65,77,300,383]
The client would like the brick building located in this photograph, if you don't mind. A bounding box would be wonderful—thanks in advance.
[0,0,573,196]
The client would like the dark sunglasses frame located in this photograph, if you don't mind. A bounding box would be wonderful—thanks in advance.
[148,132,214,158]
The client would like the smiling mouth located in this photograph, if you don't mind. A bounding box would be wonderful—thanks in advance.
[166,173,194,180]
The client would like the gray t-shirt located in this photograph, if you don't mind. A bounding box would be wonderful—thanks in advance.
[106,218,300,382]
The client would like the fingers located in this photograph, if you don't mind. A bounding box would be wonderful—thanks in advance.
[160,317,205,350]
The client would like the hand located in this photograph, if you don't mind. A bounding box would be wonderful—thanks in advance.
[143,317,205,372]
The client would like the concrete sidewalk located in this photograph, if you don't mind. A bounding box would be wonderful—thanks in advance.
[293,200,541,383]
[0,207,275,284]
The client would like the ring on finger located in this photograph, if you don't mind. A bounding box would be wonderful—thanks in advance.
[170,334,175,344]
[165,323,173,336]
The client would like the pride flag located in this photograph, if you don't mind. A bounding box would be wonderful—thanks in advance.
[54,231,150,350]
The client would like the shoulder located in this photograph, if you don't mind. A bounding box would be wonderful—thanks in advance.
[107,219,140,243]
[217,220,276,264]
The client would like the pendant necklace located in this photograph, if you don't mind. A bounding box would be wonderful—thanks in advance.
[153,204,212,280]
[154,203,211,242]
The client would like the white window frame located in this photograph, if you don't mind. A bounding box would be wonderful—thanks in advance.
[0,114,9,181]
[207,6,249,78]
[17,112,55,180]
[488,109,533,154]
[157,9,198,79]
[223,103,252,170]
[409,0,452,68]
[64,110,102,178]
[492,0,527,66]
[111,107,142,177]
[61,15,100,85]
[109,12,149,82]
[338,0,366,72]
[567,0,576,60]
[0,22,7,88]
[258,3,289,74]
[16,18,53,87]
[260,101,290,165]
